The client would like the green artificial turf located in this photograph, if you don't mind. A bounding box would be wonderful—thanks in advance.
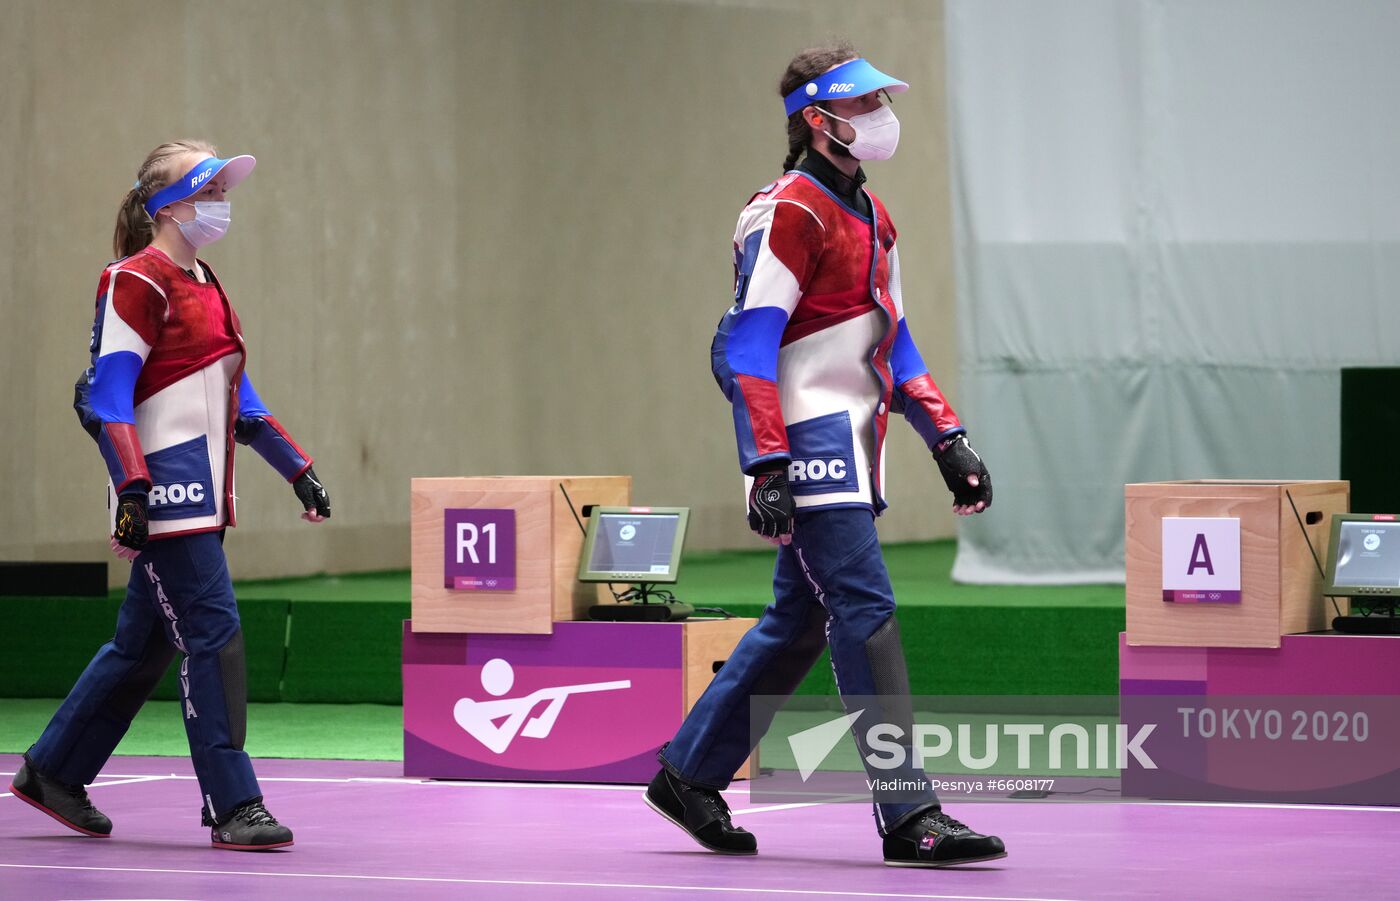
[235,570,411,603]
[678,540,1126,610]
[4,539,1126,713]
[0,542,1127,760]
[225,541,1127,696]
[680,541,1126,696]
[0,698,402,761]
[226,539,1126,611]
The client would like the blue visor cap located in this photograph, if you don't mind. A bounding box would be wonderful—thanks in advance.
[144,154,256,217]
[782,58,909,117]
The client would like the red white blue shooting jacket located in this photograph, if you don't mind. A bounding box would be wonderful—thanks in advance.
[712,170,962,512]
[75,246,312,538]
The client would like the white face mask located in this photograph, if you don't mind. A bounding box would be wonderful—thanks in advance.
[173,201,231,247]
[819,105,901,161]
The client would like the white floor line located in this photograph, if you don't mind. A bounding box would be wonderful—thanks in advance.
[87,775,170,788]
[1142,799,1400,813]
[2,770,647,790]
[730,801,825,815]
[0,864,1073,901]
[0,771,752,796]
[30,773,659,791]
[0,774,167,799]
[5,768,1397,813]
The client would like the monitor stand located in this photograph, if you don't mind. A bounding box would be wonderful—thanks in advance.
[589,583,694,622]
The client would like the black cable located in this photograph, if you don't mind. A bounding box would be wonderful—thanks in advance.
[614,584,672,605]
[694,606,737,619]
[1285,489,1343,620]
[558,483,587,537]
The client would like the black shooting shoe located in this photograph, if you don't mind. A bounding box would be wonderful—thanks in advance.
[203,798,294,851]
[883,810,1006,867]
[9,755,112,837]
[644,769,757,855]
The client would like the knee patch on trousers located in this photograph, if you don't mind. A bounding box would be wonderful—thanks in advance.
[217,628,248,750]
[865,616,912,696]
[864,615,915,739]
[107,622,178,722]
[751,604,829,698]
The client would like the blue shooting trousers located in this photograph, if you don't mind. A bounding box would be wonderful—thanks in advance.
[30,531,260,821]
[659,506,938,833]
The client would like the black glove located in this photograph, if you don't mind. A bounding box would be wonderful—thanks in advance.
[113,492,150,550]
[747,469,795,540]
[293,467,331,518]
[935,435,992,509]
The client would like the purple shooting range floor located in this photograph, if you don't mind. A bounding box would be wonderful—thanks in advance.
[2,754,1397,901]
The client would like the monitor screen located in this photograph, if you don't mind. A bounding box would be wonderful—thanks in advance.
[1331,519,1400,588]
[578,507,688,584]
[1325,515,1400,598]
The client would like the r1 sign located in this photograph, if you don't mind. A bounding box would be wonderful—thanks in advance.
[444,508,516,591]
[1162,517,1241,603]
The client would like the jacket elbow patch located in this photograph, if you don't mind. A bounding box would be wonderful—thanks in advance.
[726,307,788,381]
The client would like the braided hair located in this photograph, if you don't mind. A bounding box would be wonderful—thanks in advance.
[113,139,218,258]
[778,41,857,173]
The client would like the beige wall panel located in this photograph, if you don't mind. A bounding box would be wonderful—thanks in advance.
[2,0,956,584]
[0,0,39,559]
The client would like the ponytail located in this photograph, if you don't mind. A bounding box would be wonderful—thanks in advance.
[777,40,857,174]
[113,184,154,259]
[112,139,220,259]
[782,116,808,173]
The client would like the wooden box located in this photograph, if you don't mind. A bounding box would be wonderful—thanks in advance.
[410,476,630,634]
[1125,480,1349,648]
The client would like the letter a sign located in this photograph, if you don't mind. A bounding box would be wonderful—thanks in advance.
[1161,517,1241,603]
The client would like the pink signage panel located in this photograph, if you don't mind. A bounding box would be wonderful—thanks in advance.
[403,621,684,783]
[1120,634,1400,805]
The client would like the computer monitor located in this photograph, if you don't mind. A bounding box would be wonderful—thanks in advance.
[1324,514,1400,599]
[578,506,689,585]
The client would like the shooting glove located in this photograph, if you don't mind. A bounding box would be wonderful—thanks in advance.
[935,435,992,510]
[293,467,331,519]
[747,469,795,541]
[113,492,150,551]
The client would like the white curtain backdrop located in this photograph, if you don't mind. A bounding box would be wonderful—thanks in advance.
[945,0,1400,583]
